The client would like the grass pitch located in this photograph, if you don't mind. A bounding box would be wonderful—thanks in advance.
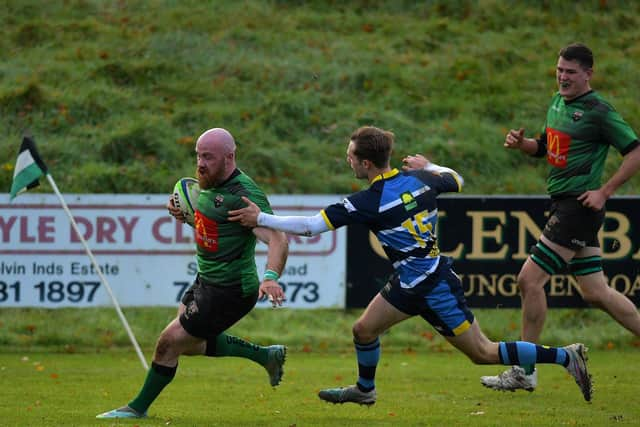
[2,307,639,426]
[3,349,638,427]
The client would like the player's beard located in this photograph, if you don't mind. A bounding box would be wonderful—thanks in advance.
[197,168,216,189]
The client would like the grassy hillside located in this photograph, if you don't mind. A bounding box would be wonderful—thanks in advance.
[2,0,640,195]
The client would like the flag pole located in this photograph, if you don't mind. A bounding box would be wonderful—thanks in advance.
[45,174,149,371]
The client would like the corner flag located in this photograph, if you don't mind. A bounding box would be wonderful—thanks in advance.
[7,135,149,370]
[10,136,48,200]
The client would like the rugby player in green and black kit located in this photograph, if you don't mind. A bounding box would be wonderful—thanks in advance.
[97,128,289,419]
[482,43,640,393]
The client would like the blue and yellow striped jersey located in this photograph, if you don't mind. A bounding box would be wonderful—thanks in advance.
[321,167,462,289]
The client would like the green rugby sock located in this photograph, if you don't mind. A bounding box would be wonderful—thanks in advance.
[521,364,535,375]
[207,333,268,365]
[128,362,177,414]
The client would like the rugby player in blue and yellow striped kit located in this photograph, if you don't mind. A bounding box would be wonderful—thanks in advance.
[229,125,594,404]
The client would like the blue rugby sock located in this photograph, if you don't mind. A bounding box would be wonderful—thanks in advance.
[355,337,380,392]
[498,342,568,367]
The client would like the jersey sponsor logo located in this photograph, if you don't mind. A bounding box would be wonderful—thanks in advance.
[546,127,571,168]
[194,210,219,251]
[400,192,417,211]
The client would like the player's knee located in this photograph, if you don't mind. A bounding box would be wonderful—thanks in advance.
[516,272,545,298]
[351,321,365,341]
[154,338,170,360]
[154,333,179,361]
[516,273,533,294]
[352,321,375,343]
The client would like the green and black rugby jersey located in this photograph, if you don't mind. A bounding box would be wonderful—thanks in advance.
[536,90,639,197]
[193,169,273,296]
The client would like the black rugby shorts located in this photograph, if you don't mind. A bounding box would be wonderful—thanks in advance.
[543,197,604,250]
[179,277,258,339]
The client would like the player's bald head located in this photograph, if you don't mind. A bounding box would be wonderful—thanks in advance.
[197,128,236,154]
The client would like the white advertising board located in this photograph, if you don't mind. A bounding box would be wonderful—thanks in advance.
[0,194,346,309]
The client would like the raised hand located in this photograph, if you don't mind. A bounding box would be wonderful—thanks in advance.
[504,128,525,149]
[402,154,429,171]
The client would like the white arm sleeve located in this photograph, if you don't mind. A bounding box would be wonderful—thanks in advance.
[424,162,465,187]
[257,212,330,236]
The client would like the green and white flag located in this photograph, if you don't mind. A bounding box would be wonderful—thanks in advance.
[9,136,48,200]
[7,135,149,369]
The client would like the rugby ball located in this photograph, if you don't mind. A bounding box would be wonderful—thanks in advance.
[172,177,200,226]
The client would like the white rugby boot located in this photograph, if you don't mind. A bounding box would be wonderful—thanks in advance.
[480,366,537,392]
[563,343,593,402]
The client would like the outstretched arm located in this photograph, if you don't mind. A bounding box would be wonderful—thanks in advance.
[228,196,330,236]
